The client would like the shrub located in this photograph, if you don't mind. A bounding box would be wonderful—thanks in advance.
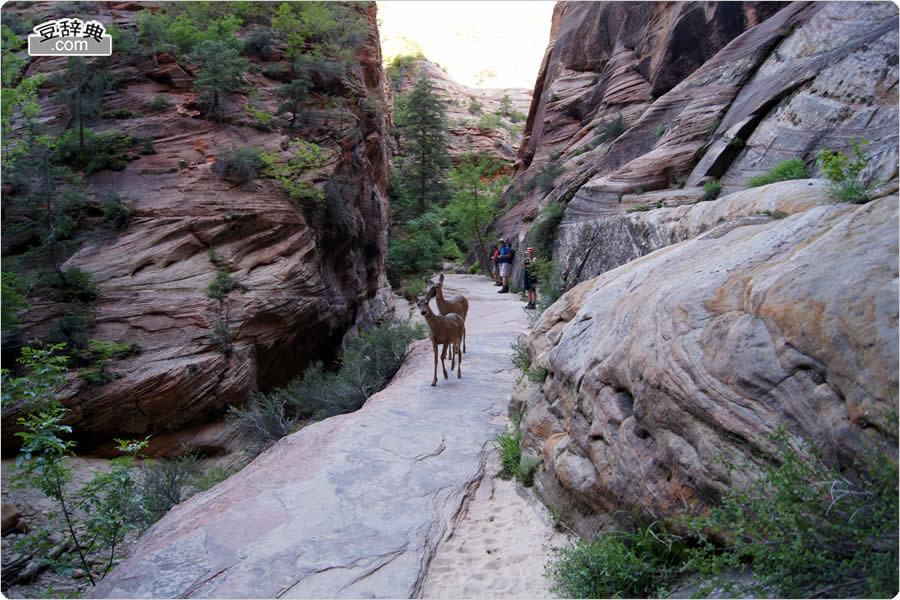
[387,212,445,286]
[818,138,873,203]
[510,336,531,381]
[102,192,136,230]
[594,113,626,144]
[682,425,898,599]
[207,268,233,300]
[38,267,100,303]
[215,144,266,183]
[523,163,565,194]
[209,319,234,354]
[46,313,94,352]
[516,453,541,486]
[261,139,327,206]
[536,260,566,311]
[655,124,666,137]
[494,416,522,480]
[467,97,483,115]
[548,517,687,599]
[228,320,423,455]
[476,112,503,130]
[136,454,202,526]
[148,93,171,113]
[77,338,139,386]
[54,128,136,174]
[227,391,297,455]
[242,28,272,57]
[747,158,809,188]
[700,180,722,202]
[525,199,564,260]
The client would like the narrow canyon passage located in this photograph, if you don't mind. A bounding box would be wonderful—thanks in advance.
[91,274,539,598]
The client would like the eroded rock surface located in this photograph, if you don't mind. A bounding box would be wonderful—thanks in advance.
[496,1,898,289]
[510,185,898,536]
[1,3,394,454]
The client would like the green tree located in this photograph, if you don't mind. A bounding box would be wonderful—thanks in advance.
[394,75,450,215]
[135,10,169,67]
[53,57,110,153]
[190,39,249,119]
[444,153,504,271]
[498,94,513,117]
[276,78,312,126]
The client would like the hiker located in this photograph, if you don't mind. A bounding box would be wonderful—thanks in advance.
[489,244,500,285]
[497,238,512,293]
[522,247,538,309]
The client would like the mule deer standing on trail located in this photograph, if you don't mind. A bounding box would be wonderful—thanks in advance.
[418,285,464,386]
[434,273,469,353]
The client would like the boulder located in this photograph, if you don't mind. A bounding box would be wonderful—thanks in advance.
[512,184,899,537]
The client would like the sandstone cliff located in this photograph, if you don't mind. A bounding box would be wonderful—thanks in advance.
[1,2,394,455]
[498,1,899,536]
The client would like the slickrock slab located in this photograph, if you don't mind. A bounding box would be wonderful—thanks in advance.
[90,276,530,599]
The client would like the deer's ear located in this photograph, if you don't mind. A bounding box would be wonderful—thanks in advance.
[439,273,444,283]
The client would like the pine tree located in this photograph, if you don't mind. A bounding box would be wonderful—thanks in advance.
[54,57,109,153]
[190,39,249,119]
[394,75,450,216]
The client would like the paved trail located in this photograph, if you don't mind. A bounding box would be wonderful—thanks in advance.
[91,275,564,598]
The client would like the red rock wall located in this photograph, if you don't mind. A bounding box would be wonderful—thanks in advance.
[1,2,393,454]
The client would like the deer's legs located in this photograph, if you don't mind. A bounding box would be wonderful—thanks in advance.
[462,326,466,354]
[431,341,438,386]
[455,341,462,378]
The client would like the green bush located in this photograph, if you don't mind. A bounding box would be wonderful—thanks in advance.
[387,212,445,286]
[516,453,541,487]
[700,180,722,202]
[536,260,566,311]
[523,163,565,194]
[227,390,297,455]
[148,93,171,113]
[494,416,522,480]
[594,114,626,145]
[227,320,423,455]
[242,28,273,57]
[682,425,898,598]
[746,158,809,187]
[77,338,139,386]
[135,454,201,526]
[525,200,564,260]
[38,267,100,303]
[548,517,687,599]
[215,144,266,182]
[467,97,483,115]
[207,268,233,300]
[209,319,234,354]
[102,192,136,230]
[818,139,873,203]
[54,128,135,174]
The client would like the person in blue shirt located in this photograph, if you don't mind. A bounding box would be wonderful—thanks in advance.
[497,238,512,293]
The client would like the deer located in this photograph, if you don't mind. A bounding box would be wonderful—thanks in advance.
[418,284,464,386]
[433,273,469,353]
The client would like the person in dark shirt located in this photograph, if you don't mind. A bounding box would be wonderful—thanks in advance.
[522,247,538,309]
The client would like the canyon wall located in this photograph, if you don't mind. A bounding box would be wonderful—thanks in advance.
[499,1,899,536]
[1,2,394,455]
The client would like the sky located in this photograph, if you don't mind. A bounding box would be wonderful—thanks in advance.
[377,1,556,90]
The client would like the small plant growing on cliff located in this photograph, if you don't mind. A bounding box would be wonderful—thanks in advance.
[261,139,328,207]
[700,179,722,202]
[78,338,140,386]
[207,268,233,300]
[215,144,266,183]
[818,138,873,203]
[209,319,234,354]
[746,158,809,188]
